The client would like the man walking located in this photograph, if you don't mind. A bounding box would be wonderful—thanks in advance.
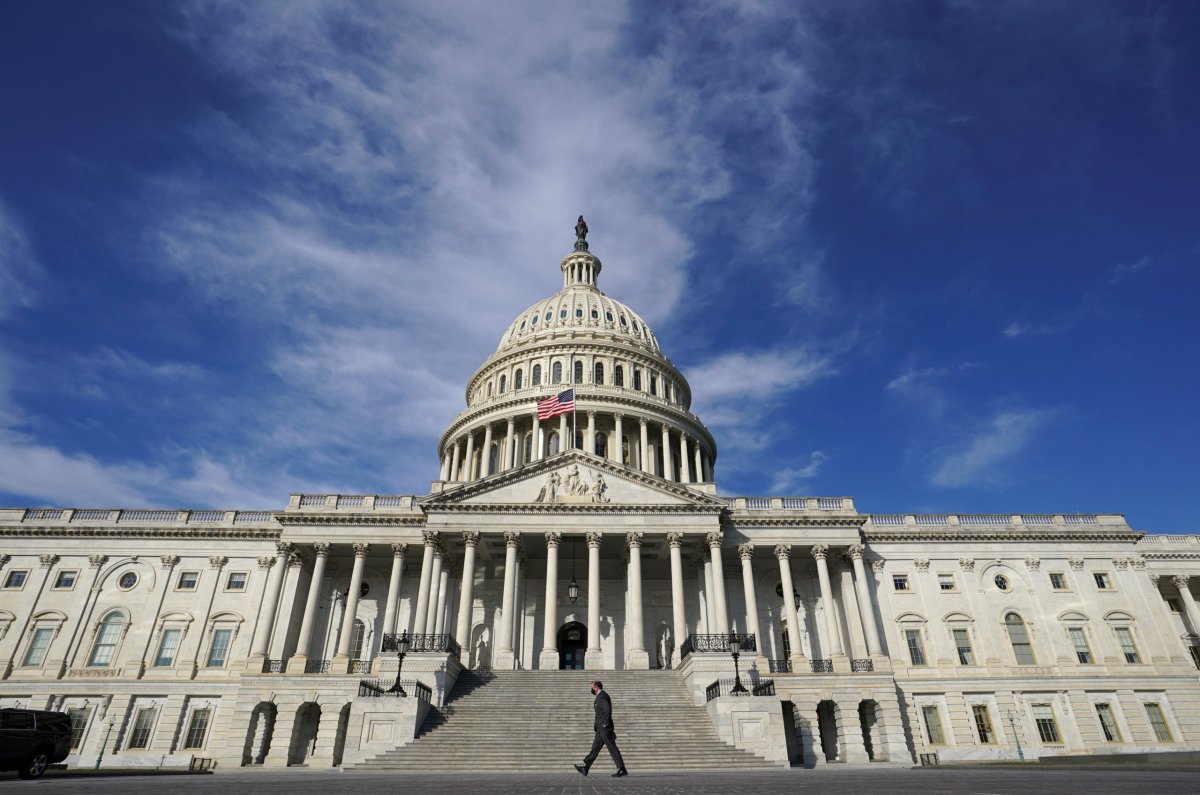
[575,680,628,777]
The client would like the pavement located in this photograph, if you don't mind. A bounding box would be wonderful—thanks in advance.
[4,765,1200,794]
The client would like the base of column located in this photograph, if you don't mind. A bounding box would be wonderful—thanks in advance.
[492,649,517,670]
[625,648,650,669]
[285,654,309,674]
[788,654,808,673]
[330,653,350,674]
[538,650,560,670]
[585,649,604,670]
[243,653,267,673]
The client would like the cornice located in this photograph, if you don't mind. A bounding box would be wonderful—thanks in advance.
[1141,552,1200,561]
[726,516,867,530]
[0,526,281,540]
[429,503,723,516]
[864,528,1143,543]
[274,514,427,528]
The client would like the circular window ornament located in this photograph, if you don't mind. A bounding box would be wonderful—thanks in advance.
[994,574,1010,591]
[559,309,567,319]
[606,311,613,322]
[118,571,138,590]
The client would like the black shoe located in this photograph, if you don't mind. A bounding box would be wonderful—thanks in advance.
[612,769,628,777]
[574,764,588,777]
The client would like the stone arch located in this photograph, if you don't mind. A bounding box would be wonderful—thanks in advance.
[470,623,491,669]
[242,701,277,765]
[332,703,352,767]
[288,702,321,766]
[816,699,840,761]
[858,699,886,761]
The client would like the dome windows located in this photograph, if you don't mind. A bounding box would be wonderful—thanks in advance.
[559,309,567,320]
[606,311,613,322]
[619,315,627,326]
[530,314,538,325]
[552,362,563,384]
[590,308,598,319]
[499,375,507,394]
[545,312,552,322]
[532,364,542,386]
[594,362,604,384]
[614,365,624,387]
[575,307,583,318]
[514,369,524,390]
[520,320,526,330]
[573,361,584,383]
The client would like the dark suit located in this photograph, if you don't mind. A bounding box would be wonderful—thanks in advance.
[582,688,626,772]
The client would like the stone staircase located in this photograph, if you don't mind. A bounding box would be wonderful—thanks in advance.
[347,669,787,772]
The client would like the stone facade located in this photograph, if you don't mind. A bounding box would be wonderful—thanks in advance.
[2,229,1198,769]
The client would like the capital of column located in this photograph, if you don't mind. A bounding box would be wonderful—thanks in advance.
[432,543,445,559]
[257,556,276,570]
[313,542,331,556]
[737,543,754,560]
[1024,557,1040,571]
[1113,557,1130,569]
[587,410,596,419]
[390,543,408,558]
[38,554,59,568]
[503,531,521,549]
[1172,575,1191,590]
[422,530,440,546]
[811,544,829,560]
[352,543,369,558]
[275,541,293,556]
[626,531,644,550]
[545,531,562,548]
[506,416,515,429]
[614,412,624,420]
[462,531,481,548]
[287,552,303,567]
[209,555,228,569]
[88,554,108,569]
[666,531,685,548]
[773,544,791,561]
[160,554,180,569]
[705,530,723,548]
[847,543,865,560]
[638,417,648,428]
[585,532,603,549]
[959,558,976,572]
[1150,574,1161,585]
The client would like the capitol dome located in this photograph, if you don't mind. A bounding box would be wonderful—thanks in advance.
[435,218,716,489]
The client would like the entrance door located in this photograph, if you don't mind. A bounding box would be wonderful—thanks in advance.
[558,622,587,669]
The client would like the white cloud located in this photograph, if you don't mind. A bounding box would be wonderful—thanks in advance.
[0,199,39,320]
[929,409,1050,488]
[767,450,826,494]
[1107,255,1150,285]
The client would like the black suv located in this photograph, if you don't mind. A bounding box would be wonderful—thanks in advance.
[0,708,72,779]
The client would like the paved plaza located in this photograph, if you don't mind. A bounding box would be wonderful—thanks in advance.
[4,766,1199,794]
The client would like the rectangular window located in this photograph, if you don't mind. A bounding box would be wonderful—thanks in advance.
[22,627,54,667]
[1049,572,1067,590]
[3,569,28,589]
[1069,627,1093,663]
[1095,703,1122,742]
[1032,704,1061,744]
[155,628,182,667]
[183,708,211,749]
[53,570,78,589]
[225,572,247,591]
[206,628,232,667]
[972,704,995,743]
[128,707,157,749]
[938,573,956,591]
[177,571,199,590]
[905,629,926,666]
[67,707,90,750]
[1144,703,1173,742]
[1115,627,1141,663]
[892,574,910,591]
[921,705,945,745]
[953,628,975,665]
[1093,572,1111,590]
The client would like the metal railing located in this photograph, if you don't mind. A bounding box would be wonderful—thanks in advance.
[262,659,286,673]
[704,677,777,702]
[382,633,462,659]
[680,633,757,659]
[304,659,331,674]
[810,659,833,673]
[851,658,874,672]
[349,659,372,674]
[767,659,792,673]
[358,678,432,702]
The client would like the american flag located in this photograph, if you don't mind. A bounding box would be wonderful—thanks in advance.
[537,388,576,420]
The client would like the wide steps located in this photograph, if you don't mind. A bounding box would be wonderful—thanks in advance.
[348,669,784,772]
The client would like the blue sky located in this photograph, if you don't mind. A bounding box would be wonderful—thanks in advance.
[0,1,1197,532]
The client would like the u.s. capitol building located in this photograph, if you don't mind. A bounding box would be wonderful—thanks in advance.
[2,221,1198,771]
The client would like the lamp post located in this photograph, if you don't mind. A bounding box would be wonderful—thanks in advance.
[729,632,748,695]
[1005,709,1025,762]
[567,536,580,604]
[388,631,411,695]
[95,718,114,769]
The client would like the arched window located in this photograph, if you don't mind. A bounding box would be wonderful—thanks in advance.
[552,362,563,384]
[573,361,583,383]
[594,362,604,385]
[649,373,658,396]
[633,369,642,391]
[89,610,125,667]
[488,443,499,475]
[614,365,624,387]
[1005,612,1036,665]
[548,432,560,455]
[514,369,523,390]
[596,433,607,458]
[350,619,366,660]
[522,432,533,463]
[532,364,542,386]
[487,382,493,397]
[498,375,506,394]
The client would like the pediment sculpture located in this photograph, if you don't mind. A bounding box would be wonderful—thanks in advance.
[534,464,609,504]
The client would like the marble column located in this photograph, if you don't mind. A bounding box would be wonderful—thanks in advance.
[434,566,450,635]
[532,412,542,461]
[411,531,438,635]
[812,544,844,661]
[454,532,481,652]
[539,532,562,668]
[626,532,649,668]
[612,414,623,464]
[775,545,806,669]
[707,531,730,633]
[425,544,445,633]
[1173,576,1200,638]
[702,556,717,632]
[504,418,515,471]
[661,424,673,481]
[334,543,369,667]
[639,418,650,474]
[450,439,462,480]
[464,432,476,481]
[586,411,596,455]
[838,558,868,660]
[559,413,569,451]
[679,434,692,484]
[440,451,451,481]
[287,543,330,672]
[248,542,291,663]
[381,544,407,635]
[495,531,521,669]
[848,544,883,656]
[481,423,494,477]
[667,532,687,668]
[585,532,603,669]
[738,543,762,647]
[694,444,704,483]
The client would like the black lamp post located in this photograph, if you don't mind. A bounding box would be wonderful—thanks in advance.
[729,632,748,695]
[567,536,580,604]
[388,631,411,695]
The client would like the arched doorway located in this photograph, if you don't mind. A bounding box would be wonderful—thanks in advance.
[289,703,321,766]
[858,699,884,761]
[816,700,840,762]
[558,621,587,669]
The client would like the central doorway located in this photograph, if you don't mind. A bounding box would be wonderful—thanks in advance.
[558,621,587,669]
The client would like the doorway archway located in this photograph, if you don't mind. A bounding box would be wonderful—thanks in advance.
[557,621,587,669]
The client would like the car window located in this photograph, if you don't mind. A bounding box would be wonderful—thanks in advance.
[1,711,35,729]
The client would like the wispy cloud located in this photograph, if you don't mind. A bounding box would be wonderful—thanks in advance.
[928,409,1052,488]
[767,450,826,494]
[1107,255,1151,285]
[0,199,39,320]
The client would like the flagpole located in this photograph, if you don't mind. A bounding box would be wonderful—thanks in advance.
[570,354,578,450]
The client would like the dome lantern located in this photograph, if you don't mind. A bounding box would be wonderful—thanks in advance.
[562,216,602,289]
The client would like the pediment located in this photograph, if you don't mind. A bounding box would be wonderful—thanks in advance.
[422,450,725,510]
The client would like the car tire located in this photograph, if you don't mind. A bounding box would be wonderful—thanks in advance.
[17,750,50,780]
